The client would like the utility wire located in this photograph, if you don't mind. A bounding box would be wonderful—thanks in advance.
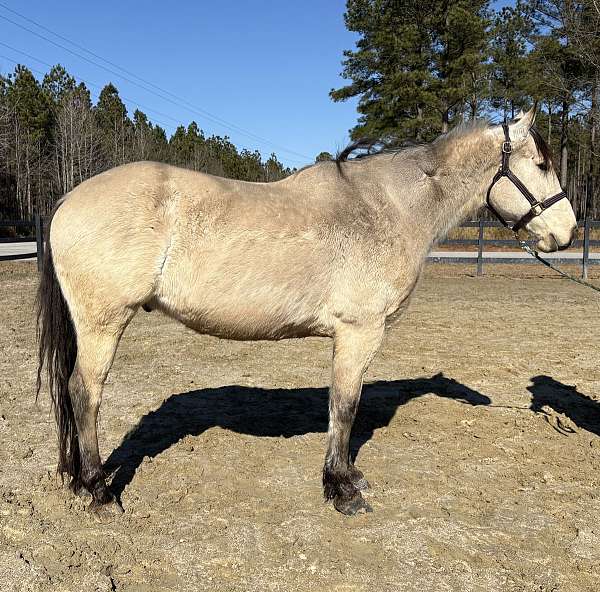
[0,43,186,132]
[0,41,309,165]
[0,5,311,161]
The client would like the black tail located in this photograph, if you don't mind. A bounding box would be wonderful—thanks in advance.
[36,209,80,485]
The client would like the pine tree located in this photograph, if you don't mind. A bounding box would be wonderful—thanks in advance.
[94,83,131,167]
[489,4,532,118]
[331,0,491,140]
[42,64,76,103]
[331,0,436,139]
[4,66,53,217]
[315,151,333,162]
[428,0,491,129]
[526,1,586,189]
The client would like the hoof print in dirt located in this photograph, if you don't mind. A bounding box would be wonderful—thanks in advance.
[333,492,373,516]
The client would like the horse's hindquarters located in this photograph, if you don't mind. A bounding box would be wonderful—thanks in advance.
[49,163,174,320]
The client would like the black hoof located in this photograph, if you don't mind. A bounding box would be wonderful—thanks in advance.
[87,480,123,515]
[69,479,90,499]
[333,492,373,516]
[75,486,91,500]
[88,494,124,516]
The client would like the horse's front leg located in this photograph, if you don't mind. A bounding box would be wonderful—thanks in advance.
[323,322,384,515]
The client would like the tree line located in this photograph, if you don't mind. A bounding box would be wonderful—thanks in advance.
[0,65,292,223]
[332,0,600,219]
[2,2,598,225]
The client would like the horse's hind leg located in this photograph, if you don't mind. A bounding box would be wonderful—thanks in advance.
[69,312,133,510]
[323,323,384,515]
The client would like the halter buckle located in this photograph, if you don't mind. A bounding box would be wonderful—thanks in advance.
[502,141,512,154]
[531,203,544,216]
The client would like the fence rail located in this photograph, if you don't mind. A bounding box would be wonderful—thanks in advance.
[432,219,599,277]
[0,215,44,271]
[0,216,597,277]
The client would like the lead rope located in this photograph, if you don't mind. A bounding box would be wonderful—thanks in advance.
[514,232,600,293]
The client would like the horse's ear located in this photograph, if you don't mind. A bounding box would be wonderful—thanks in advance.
[508,105,536,143]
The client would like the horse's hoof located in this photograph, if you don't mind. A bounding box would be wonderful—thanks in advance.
[73,484,91,499]
[333,492,373,516]
[88,495,124,516]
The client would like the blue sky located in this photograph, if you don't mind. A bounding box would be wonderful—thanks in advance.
[0,1,361,168]
[0,1,515,168]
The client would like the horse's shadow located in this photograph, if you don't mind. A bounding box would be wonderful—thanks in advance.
[104,372,490,497]
[528,375,600,436]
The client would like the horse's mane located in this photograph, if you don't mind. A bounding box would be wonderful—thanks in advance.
[334,118,554,171]
[334,120,490,166]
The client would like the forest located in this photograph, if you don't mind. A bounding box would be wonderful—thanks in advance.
[1,0,599,222]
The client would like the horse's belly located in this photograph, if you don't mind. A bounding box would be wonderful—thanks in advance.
[154,290,330,341]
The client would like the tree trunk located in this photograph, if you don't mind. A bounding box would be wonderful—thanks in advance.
[587,72,599,220]
[560,100,569,188]
[441,108,450,134]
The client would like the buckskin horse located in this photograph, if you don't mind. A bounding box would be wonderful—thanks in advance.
[37,108,576,515]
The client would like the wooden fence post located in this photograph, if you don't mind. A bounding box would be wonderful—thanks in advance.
[583,218,590,279]
[476,218,484,276]
[35,213,44,273]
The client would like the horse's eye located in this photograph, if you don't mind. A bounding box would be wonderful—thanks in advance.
[537,162,548,172]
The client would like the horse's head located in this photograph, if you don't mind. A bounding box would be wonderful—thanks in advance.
[486,108,577,252]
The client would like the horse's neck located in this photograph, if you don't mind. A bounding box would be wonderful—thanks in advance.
[399,140,499,249]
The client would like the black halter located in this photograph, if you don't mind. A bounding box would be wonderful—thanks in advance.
[486,122,567,233]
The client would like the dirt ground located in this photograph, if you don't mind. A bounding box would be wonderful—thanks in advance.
[1,261,600,592]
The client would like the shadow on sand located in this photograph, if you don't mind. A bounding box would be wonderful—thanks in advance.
[104,372,490,498]
[528,374,600,436]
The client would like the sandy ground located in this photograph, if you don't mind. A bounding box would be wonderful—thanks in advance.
[1,261,600,592]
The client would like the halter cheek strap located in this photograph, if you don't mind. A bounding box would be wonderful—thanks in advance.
[486,122,567,232]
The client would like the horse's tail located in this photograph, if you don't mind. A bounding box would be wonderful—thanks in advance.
[36,205,80,481]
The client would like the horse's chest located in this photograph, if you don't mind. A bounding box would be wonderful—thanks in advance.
[382,270,422,326]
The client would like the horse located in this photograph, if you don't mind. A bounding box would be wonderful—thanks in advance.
[37,108,576,516]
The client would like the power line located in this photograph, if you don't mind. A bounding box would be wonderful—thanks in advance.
[0,44,182,132]
[0,42,309,165]
[0,5,312,161]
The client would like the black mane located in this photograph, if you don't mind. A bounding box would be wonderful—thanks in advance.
[335,137,423,170]
[529,126,554,171]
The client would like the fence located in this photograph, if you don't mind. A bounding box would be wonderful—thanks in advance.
[0,214,45,271]
[0,216,598,277]
[431,219,599,278]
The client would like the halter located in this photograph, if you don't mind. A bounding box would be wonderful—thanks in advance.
[486,122,567,233]
[483,123,600,294]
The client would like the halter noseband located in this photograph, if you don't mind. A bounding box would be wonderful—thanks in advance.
[485,122,567,233]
